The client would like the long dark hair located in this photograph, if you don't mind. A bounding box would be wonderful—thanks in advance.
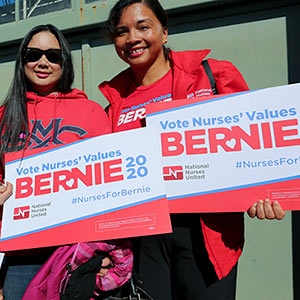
[106,0,170,58]
[0,24,74,159]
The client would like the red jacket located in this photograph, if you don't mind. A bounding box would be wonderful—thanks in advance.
[0,88,111,255]
[0,88,110,171]
[99,49,249,279]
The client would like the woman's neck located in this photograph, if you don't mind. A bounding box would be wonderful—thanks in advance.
[132,58,171,87]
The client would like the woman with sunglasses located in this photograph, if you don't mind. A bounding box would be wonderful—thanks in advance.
[99,1,286,299]
[0,24,117,299]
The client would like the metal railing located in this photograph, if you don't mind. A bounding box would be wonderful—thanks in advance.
[0,0,72,24]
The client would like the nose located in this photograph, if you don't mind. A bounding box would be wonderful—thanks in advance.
[127,29,140,44]
[37,55,50,66]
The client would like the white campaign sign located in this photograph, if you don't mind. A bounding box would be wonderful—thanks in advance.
[1,127,167,240]
[146,83,300,212]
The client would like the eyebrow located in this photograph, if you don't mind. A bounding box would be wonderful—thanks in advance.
[116,18,155,29]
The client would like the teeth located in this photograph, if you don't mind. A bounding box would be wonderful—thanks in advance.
[130,48,143,54]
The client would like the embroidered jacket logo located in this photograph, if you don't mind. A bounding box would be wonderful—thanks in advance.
[28,118,87,149]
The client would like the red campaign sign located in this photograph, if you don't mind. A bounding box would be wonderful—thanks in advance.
[146,83,300,213]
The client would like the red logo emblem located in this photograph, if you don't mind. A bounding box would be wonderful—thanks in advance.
[13,206,30,220]
[163,166,184,181]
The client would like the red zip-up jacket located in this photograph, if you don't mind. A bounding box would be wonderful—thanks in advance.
[99,49,249,279]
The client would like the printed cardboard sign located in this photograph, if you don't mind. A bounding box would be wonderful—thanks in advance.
[146,83,300,213]
[0,127,171,251]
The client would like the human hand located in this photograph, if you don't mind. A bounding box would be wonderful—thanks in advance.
[0,181,13,205]
[0,288,4,300]
[97,257,112,277]
[247,199,285,220]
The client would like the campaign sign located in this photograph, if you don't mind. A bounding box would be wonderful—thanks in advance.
[146,83,300,213]
[0,127,171,251]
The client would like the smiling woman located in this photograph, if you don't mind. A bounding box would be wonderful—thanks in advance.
[98,1,286,300]
[24,31,63,95]
[113,2,169,86]
[0,24,114,300]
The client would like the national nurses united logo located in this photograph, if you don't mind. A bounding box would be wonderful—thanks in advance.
[13,205,30,220]
[163,166,184,181]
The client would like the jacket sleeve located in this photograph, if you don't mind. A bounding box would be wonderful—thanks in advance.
[207,58,249,94]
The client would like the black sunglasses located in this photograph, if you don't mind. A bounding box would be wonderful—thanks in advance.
[23,47,63,64]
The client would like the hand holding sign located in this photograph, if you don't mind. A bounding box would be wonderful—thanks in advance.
[0,182,13,205]
[247,199,285,220]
